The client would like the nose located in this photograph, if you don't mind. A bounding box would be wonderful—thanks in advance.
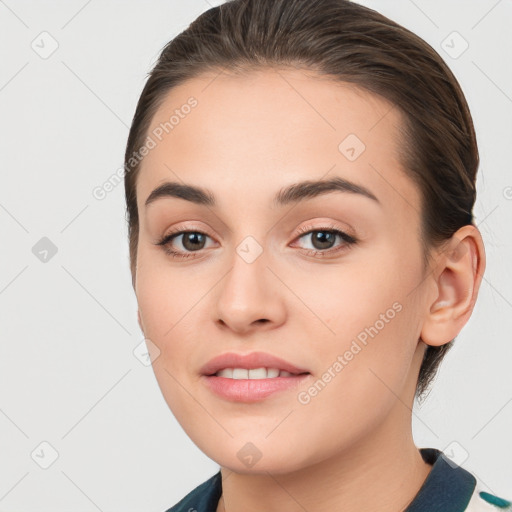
[213,243,286,335]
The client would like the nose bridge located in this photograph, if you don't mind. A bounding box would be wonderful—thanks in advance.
[221,234,270,308]
[214,233,284,331]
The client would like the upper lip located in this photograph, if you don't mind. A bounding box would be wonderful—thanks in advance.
[200,351,310,376]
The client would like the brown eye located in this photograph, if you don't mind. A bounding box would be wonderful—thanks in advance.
[155,230,215,259]
[307,231,337,250]
[179,232,208,251]
[293,225,357,257]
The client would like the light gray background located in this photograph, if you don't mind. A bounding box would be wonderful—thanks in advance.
[1,0,511,510]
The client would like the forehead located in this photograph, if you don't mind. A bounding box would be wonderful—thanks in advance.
[136,67,419,219]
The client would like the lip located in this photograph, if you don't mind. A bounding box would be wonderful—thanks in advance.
[200,351,311,403]
[201,373,311,402]
[199,351,310,376]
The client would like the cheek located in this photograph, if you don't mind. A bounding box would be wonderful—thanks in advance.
[135,243,203,341]
[296,247,423,397]
[293,247,419,341]
[135,256,203,417]
[289,277,421,460]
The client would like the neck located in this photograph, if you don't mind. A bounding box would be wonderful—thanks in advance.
[218,427,431,512]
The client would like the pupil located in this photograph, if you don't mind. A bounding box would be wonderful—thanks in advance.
[183,232,205,251]
[313,231,334,250]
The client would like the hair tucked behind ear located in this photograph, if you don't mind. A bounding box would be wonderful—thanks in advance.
[124,0,479,399]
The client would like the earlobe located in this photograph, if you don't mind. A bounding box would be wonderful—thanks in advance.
[420,225,486,347]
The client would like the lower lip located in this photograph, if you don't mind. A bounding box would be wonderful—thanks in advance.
[201,374,311,402]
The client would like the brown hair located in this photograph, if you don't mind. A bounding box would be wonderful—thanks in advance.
[124,0,478,398]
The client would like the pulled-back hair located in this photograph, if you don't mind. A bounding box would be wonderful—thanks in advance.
[124,0,479,398]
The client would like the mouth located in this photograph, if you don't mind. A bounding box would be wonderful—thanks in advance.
[201,369,311,403]
[200,351,311,378]
[199,351,311,402]
[201,352,312,403]
[207,368,310,379]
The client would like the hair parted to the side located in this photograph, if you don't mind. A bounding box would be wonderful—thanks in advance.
[124,0,479,399]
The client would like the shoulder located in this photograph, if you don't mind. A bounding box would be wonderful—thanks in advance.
[163,470,222,512]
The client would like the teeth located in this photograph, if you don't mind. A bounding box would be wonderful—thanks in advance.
[216,368,233,378]
[215,368,296,379]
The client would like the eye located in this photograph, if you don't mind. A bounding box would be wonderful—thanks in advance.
[155,229,215,259]
[154,223,358,260]
[292,224,357,257]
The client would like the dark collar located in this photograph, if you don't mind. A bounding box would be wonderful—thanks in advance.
[166,448,476,512]
[405,448,476,511]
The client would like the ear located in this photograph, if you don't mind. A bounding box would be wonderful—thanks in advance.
[420,225,486,347]
[137,309,145,335]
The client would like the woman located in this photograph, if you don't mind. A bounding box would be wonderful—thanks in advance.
[123,0,511,510]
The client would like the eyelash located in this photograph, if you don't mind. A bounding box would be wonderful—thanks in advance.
[154,224,357,260]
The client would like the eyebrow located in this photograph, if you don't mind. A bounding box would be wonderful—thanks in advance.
[144,176,380,209]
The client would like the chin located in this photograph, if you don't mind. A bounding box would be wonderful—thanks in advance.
[200,441,313,476]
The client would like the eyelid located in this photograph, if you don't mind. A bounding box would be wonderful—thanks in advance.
[157,222,216,242]
[157,220,354,243]
[294,221,355,239]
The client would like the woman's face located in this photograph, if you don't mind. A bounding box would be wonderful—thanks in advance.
[134,67,434,473]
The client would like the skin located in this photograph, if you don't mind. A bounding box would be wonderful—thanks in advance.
[133,67,485,512]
